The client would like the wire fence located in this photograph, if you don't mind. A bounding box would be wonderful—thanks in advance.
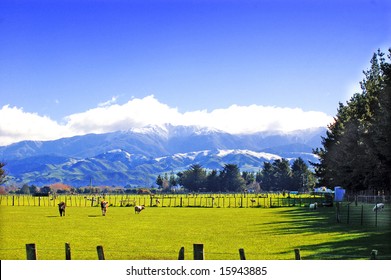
[0,193,327,208]
[335,201,390,228]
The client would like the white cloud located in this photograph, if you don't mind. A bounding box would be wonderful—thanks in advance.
[0,105,73,146]
[187,105,332,134]
[0,95,333,146]
[64,95,180,134]
[98,96,119,107]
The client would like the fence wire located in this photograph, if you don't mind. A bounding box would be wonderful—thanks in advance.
[335,201,390,228]
[0,194,333,209]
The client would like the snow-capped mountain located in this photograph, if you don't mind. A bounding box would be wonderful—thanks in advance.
[0,124,325,187]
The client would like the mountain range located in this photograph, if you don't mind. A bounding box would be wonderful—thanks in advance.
[0,124,325,187]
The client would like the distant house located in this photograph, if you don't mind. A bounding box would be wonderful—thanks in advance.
[313,186,333,194]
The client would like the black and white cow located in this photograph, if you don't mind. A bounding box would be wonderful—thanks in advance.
[58,202,66,217]
[135,205,145,214]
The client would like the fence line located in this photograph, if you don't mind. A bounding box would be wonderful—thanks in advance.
[335,201,390,227]
[0,193,329,209]
[345,195,390,204]
[22,243,383,260]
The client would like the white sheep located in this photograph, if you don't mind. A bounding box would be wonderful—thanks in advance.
[373,203,385,212]
[135,205,145,214]
[309,202,318,210]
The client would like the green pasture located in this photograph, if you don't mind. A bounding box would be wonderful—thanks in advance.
[0,204,390,260]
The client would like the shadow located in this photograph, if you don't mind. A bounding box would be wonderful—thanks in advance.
[252,207,391,259]
[46,215,61,218]
[88,215,101,218]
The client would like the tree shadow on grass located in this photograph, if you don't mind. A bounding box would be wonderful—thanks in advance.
[253,207,391,259]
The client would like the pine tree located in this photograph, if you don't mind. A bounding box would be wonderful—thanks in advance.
[313,49,391,195]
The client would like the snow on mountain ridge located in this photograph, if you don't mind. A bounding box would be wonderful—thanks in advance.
[155,150,210,162]
[127,124,227,138]
[216,149,281,160]
[156,149,282,162]
[128,124,169,138]
[106,149,132,159]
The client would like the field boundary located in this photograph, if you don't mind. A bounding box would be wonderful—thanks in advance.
[23,243,385,260]
[0,193,329,208]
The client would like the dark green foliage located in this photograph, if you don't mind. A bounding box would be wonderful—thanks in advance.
[219,164,246,192]
[169,163,248,192]
[291,157,316,192]
[156,174,164,188]
[259,158,314,192]
[177,164,207,192]
[313,49,391,195]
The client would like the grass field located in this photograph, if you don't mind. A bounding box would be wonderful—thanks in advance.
[1,204,390,260]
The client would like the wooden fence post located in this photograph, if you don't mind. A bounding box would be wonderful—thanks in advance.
[294,248,301,260]
[97,245,105,260]
[239,248,246,260]
[65,243,71,260]
[26,243,37,260]
[336,202,341,223]
[193,244,204,260]
[370,250,378,260]
[178,247,185,260]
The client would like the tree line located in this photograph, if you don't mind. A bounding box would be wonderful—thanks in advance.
[156,157,315,193]
[313,49,391,195]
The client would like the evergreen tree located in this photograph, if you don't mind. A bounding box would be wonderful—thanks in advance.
[19,184,30,194]
[219,164,246,192]
[206,169,221,192]
[260,162,275,191]
[272,159,292,190]
[156,175,164,189]
[313,49,391,194]
[180,164,207,192]
[291,157,315,192]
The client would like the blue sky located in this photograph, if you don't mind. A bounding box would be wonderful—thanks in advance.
[0,0,390,145]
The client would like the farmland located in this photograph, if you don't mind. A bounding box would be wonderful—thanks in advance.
[0,194,390,260]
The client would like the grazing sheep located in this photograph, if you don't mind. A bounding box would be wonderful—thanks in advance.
[373,203,385,212]
[156,199,160,205]
[135,205,145,214]
[58,202,66,217]
[309,202,318,210]
[101,200,109,216]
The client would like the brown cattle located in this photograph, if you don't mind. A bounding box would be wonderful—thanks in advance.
[58,202,66,216]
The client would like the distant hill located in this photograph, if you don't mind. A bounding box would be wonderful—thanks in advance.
[0,124,325,187]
